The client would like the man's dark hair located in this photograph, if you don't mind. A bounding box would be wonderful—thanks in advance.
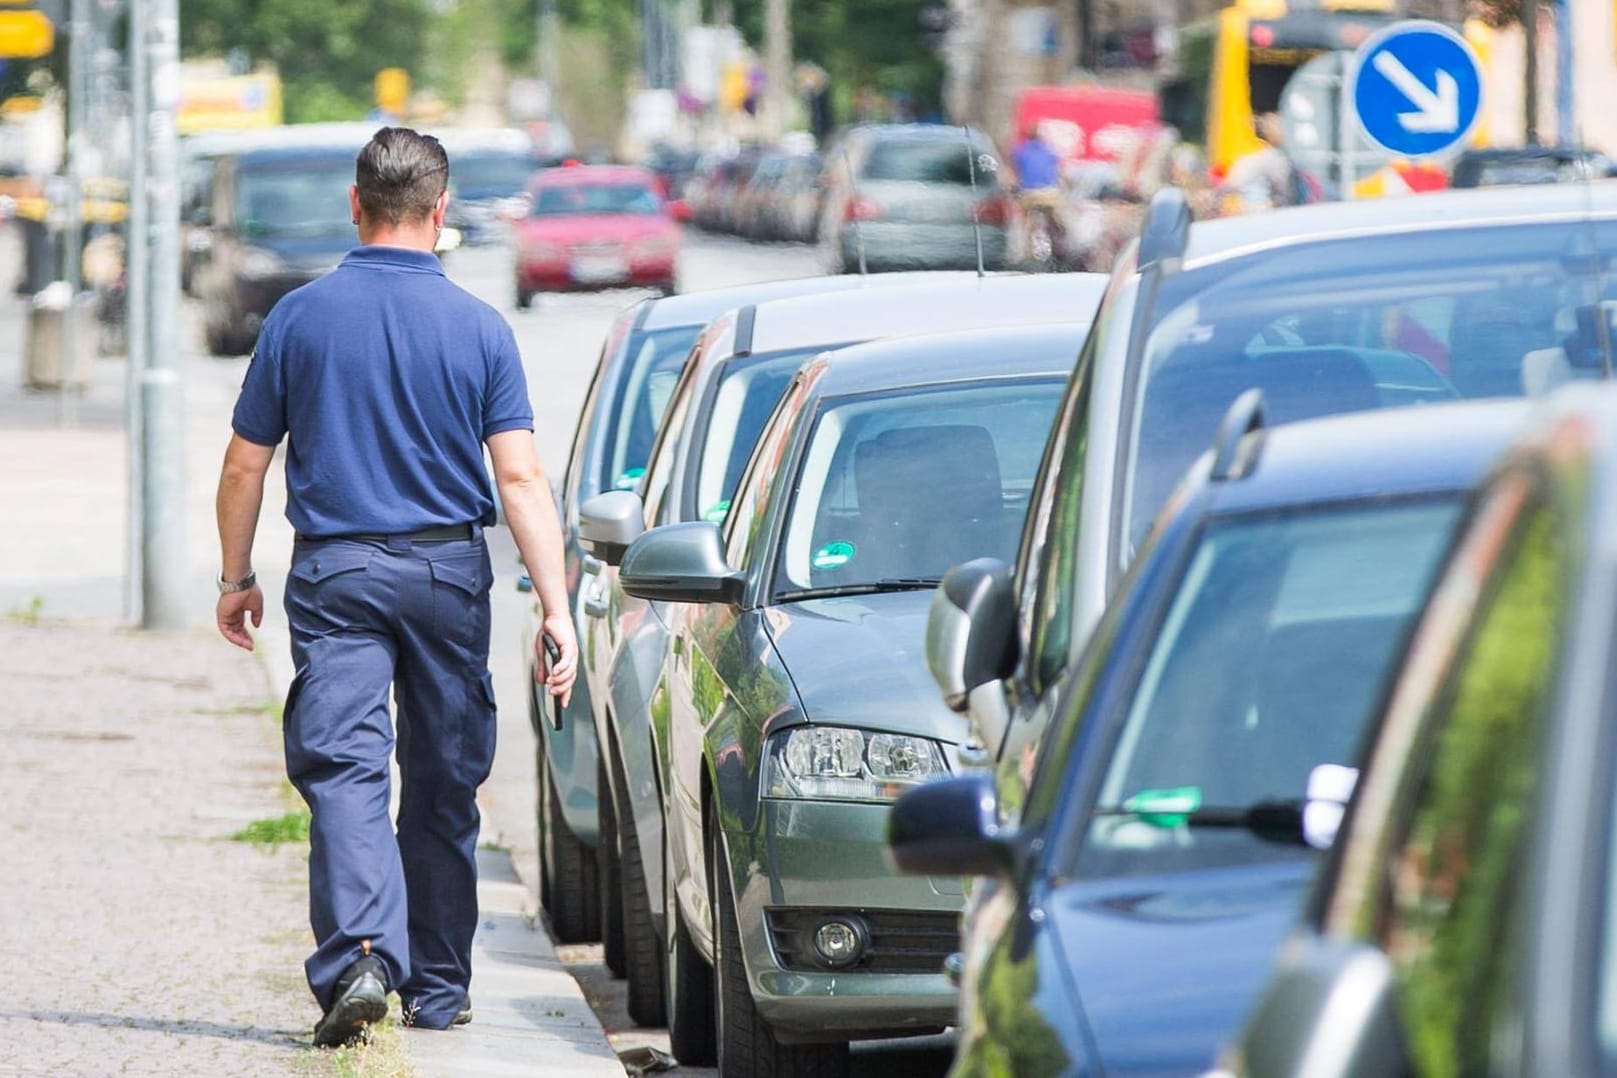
[355,127,450,226]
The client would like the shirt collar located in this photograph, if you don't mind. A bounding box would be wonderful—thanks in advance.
[342,245,446,275]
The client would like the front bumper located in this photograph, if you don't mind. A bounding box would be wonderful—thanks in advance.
[236,270,325,326]
[725,798,961,1042]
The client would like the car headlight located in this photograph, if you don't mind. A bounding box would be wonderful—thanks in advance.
[763,725,949,803]
[238,246,286,280]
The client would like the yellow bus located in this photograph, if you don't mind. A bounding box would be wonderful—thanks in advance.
[1161,0,1489,186]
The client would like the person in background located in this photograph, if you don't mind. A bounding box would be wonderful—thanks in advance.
[1222,111,1304,212]
[1010,121,1065,260]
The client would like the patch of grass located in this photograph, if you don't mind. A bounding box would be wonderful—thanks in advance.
[328,1004,415,1078]
[478,838,511,853]
[233,810,311,847]
[5,596,44,625]
[194,702,277,718]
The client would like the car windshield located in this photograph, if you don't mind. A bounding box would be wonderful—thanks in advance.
[861,137,995,186]
[533,183,660,216]
[692,348,832,523]
[1120,218,1617,559]
[238,161,356,237]
[453,153,541,199]
[1074,497,1462,880]
[601,324,703,493]
[774,379,1064,597]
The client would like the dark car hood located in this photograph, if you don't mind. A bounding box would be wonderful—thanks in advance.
[249,232,353,272]
[1050,857,1313,1078]
[763,590,965,744]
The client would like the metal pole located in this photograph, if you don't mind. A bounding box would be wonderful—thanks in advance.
[538,0,562,115]
[763,0,791,139]
[125,0,149,623]
[1524,0,1539,145]
[1337,51,1355,201]
[60,0,89,428]
[1555,0,1573,146]
[139,0,186,630]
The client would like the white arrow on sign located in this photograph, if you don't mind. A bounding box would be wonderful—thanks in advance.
[1371,50,1459,133]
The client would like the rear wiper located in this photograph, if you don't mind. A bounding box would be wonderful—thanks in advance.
[773,577,942,602]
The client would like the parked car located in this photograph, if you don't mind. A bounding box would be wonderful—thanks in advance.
[619,321,1095,1074]
[1449,144,1614,188]
[819,124,1012,273]
[572,273,1107,1036]
[436,127,549,246]
[889,396,1529,1078]
[524,269,1027,955]
[512,165,680,308]
[923,182,1617,796]
[1221,384,1617,1078]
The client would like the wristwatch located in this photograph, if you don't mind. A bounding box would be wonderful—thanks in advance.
[217,570,258,594]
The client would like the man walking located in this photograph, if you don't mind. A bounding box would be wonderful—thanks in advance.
[212,127,577,1047]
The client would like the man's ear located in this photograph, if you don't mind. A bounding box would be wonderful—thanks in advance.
[433,189,449,228]
[349,185,362,226]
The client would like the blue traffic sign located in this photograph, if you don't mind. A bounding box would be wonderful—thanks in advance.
[1351,21,1483,159]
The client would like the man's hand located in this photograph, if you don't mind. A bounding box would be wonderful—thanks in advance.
[217,586,265,651]
[537,611,578,709]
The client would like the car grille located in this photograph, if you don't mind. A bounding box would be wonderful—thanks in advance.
[766,907,959,974]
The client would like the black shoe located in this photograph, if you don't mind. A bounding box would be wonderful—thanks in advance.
[313,955,389,1048]
[453,1006,471,1026]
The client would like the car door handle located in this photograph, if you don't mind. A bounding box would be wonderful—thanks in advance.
[582,554,604,575]
[583,578,609,618]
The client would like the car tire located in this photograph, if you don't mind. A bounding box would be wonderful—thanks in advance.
[665,833,716,1066]
[598,756,627,979]
[614,752,667,1027]
[538,752,600,943]
[515,284,535,311]
[710,805,850,1078]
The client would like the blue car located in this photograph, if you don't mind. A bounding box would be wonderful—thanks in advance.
[888,396,1529,1077]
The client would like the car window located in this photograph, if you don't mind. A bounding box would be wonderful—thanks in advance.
[1120,220,1617,562]
[533,183,660,216]
[452,152,541,198]
[861,137,996,186]
[1073,497,1463,881]
[562,358,604,518]
[689,347,829,525]
[1375,497,1564,1078]
[724,377,810,575]
[773,379,1064,596]
[640,349,703,529]
[601,325,703,495]
[238,161,355,236]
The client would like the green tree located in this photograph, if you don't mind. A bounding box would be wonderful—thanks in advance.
[180,0,435,122]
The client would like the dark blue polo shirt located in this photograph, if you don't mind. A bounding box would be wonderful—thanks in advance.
[232,246,534,537]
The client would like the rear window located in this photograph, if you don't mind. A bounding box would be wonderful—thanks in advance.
[533,183,660,216]
[861,138,996,187]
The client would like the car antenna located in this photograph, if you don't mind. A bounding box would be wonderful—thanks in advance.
[962,126,987,277]
[840,141,868,275]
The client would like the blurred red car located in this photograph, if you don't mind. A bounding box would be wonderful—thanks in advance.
[512,164,681,308]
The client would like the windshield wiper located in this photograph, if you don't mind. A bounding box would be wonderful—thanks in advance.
[773,577,942,603]
[1091,798,1309,848]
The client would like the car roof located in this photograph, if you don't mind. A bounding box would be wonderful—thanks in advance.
[639,270,998,331]
[1198,398,1534,516]
[430,127,535,155]
[747,273,1109,355]
[803,322,1088,399]
[849,122,989,142]
[1184,181,1617,267]
[533,165,655,187]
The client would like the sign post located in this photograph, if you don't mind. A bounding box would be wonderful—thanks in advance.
[1350,20,1484,160]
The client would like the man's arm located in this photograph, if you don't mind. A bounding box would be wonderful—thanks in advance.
[215,434,275,650]
[487,429,578,706]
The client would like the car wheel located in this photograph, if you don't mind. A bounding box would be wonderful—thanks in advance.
[515,284,535,310]
[665,829,716,1065]
[598,756,627,979]
[710,804,850,1078]
[539,752,600,943]
[614,752,667,1027]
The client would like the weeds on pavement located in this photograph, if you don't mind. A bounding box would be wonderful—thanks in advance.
[234,810,311,847]
[5,596,43,625]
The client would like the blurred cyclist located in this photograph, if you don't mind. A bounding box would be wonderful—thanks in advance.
[1011,122,1064,263]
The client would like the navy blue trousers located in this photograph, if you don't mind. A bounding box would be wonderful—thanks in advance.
[283,531,496,1029]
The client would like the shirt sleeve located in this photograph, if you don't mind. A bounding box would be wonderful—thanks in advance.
[231,318,287,447]
[483,318,535,439]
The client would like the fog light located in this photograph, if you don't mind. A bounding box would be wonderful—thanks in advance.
[812,918,867,969]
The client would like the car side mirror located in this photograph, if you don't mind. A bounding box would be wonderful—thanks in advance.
[666,198,691,222]
[579,490,646,566]
[1228,938,1409,1078]
[619,521,745,605]
[887,773,1014,878]
[927,558,1018,754]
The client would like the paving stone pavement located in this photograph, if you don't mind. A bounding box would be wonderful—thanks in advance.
[0,621,318,1077]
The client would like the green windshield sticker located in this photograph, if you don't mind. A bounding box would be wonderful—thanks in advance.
[1123,786,1202,829]
[614,467,646,491]
[812,541,856,570]
[702,499,732,523]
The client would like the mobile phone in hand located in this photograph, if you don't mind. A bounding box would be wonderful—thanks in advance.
[542,632,561,675]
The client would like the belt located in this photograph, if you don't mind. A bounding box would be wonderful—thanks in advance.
[298,523,476,544]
